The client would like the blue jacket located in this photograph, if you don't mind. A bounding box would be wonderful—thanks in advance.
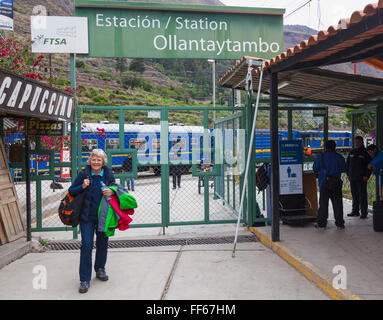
[313,152,346,189]
[68,165,116,223]
[370,150,383,177]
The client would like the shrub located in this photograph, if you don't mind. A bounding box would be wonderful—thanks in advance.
[76,59,85,68]
[97,70,113,81]
[120,71,143,89]
[142,80,154,92]
[129,59,145,73]
[92,94,107,104]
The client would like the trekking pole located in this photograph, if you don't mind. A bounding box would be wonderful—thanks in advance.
[232,61,264,258]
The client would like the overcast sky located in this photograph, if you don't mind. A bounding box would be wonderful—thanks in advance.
[220,0,373,31]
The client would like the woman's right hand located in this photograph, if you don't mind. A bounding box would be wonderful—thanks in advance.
[82,178,90,189]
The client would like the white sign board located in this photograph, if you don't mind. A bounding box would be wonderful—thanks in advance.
[0,0,13,31]
[279,140,303,195]
[31,16,88,54]
[279,164,303,195]
[148,111,161,119]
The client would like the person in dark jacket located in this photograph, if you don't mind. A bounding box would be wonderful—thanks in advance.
[313,140,346,229]
[171,153,182,189]
[69,149,116,294]
[122,154,134,191]
[346,136,371,218]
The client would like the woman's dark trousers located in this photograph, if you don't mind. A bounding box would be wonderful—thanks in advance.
[79,221,109,282]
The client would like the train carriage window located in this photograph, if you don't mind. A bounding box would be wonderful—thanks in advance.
[130,138,147,151]
[152,139,160,152]
[82,139,98,152]
[106,139,120,150]
[171,138,186,151]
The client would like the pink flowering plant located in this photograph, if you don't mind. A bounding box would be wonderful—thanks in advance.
[0,37,77,152]
[0,38,47,81]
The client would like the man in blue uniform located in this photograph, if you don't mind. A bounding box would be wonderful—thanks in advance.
[313,140,346,229]
[367,144,383,175]
[367,144,383,198]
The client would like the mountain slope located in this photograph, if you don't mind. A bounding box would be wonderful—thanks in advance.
[4,0,381,127]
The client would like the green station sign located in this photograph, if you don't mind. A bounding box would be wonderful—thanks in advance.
[75,0,284,59]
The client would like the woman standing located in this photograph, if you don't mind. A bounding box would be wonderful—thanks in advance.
[68,149,116,293]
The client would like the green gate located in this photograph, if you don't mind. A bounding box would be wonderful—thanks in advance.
[72,105,246,232]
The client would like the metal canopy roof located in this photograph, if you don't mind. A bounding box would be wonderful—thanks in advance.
[219,57,383,104]
[219,2,383,105]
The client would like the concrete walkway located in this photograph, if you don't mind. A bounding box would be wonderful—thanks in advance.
[0,224,328,300]
[1,197,381,300]
[251,198,383,300]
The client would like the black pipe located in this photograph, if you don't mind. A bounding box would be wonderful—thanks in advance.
[25,118,31,241]
[270,72,280,242]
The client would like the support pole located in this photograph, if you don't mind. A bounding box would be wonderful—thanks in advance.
[161,109,169,229]
[25,118,31,242]
[376,103,383,200]
[213,60,216,122]
[232,61,264,257]
[288,109,292,140]
[270,72,280,242]
[351,113,355,149]
[324,107,329,145]
[70,53,78,239]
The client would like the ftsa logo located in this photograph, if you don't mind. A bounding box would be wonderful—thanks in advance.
[43,38,67,45]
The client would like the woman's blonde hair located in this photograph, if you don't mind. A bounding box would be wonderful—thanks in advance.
[88,149,107,166]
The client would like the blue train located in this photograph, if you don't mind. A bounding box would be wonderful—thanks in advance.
[5,122,352,176]
[255,129,352,158]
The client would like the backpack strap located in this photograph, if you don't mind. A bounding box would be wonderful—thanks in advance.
[321,152,327,176]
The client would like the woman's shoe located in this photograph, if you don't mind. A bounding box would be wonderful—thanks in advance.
[79,281,90,293]
[96,268,109,281]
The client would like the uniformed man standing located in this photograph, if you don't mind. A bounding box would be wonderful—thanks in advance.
[346,136,371,219]
[313,140,346,229]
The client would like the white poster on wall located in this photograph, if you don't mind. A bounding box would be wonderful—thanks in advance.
[31,16,88,53]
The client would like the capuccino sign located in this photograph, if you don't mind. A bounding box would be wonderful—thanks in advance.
[0,67,75,122]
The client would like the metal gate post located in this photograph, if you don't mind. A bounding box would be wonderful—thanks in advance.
[232,118,236,211]
[375,103,383,200]
[288,109,293,140]
[203,109,210,222]
[161,108,170,229]
[324,107,329,144]
[243,110,248,221]
[25,119,31,241]
[70,53,78,239]
[35,141,42,230]
[226,119,230,206]
[245,90,255,226]
[76,106,82,169]
[270,72,280,242]
[351,113,355,149]
[119,108,126,187]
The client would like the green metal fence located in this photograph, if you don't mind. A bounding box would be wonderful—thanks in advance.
[1,124,73,235]
[214,111,247,223]
[346,105,383,205]
[74,105,244,232]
